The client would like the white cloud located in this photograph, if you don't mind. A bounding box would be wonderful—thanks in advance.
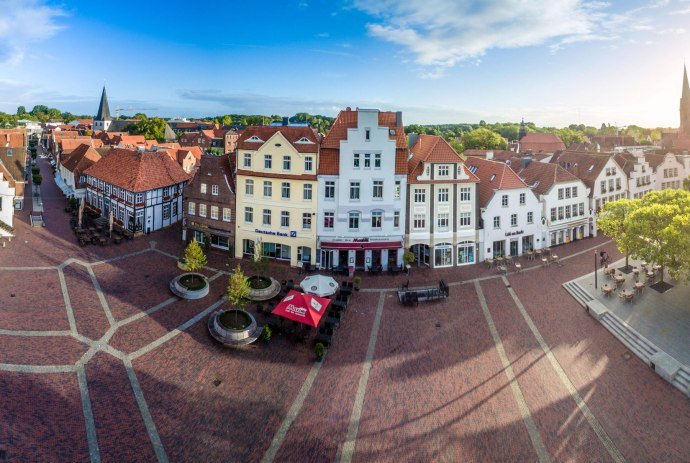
[353,0,653,73]
[0,0,66,64]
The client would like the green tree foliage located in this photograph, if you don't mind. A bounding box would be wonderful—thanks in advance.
[625,190,690,284]
[227,264,250,311]
[16,106,26,115]
[596,199,640,270]
[127,117,167,141]
[555,128,586,147]
[461,128,508,150]
[133,113,148,121]
[183,239,207,287]
[448,138,464,154]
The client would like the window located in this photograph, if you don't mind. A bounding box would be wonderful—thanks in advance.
[298,246,311,263]
[558,206,564,220]
[263,181,272,197]
[211,206,219,220]
[373,180,383,199]
[199,204,207,217]
[348,212,360,230]
[565,205,571,219]
[303,184,313,201]
[550,208,556,222]
[558,188,564,200]
[519,193,526,205]
[437,213,449,230]
[263,209,271,226]
[394,181,401,199]
[172,201,177,217]
[243,153,251,168]
[200,183,207,194]
[364,153,371,168]
[393,211,400,228]
[135,193,144,203]
[211,185,219,196]
[458,241,475,265]
[223,208,231,222]
[281,211,290,228]
[353,153,360,168]
[323,212,334,229]
[459,212,471,227]
[502,195,508,207]
[264,154,272,169]
[572,186,578,197]
[245,179,254,196]
[163,204,170,220]
[493,216,500,228]
[414,189,426,203]
[371,210,383,229]
[565,187,571,199]
[365,129,370,141]
[510,214,517,227]
[460,187,471,202]
[350,181,360,200]
[434,243,453,267]
[281,182,290,199]
[304,156,313,172]
[527,211,533,224]
[600,181,606,194]
[608,179,614,190]
[188,202,195,215]
[302,212,311,230]
[325,181,335,199]
[438,188,449,202]
[283,155,291,171]
[413,214,425,229]
[438,165,450,177]
[374,153,381,168]
[616,178,621,189]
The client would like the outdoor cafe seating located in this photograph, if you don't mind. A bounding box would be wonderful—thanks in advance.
[601,284,614,297]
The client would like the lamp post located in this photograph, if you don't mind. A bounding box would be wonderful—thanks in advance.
[594,250,598,289]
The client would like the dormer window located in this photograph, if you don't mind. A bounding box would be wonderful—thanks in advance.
[365,129,370,141]
[489,174,496,182]
[295,137,313,144]
[248,135,263,142]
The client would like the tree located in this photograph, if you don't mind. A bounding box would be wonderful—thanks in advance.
[555,128,585,147]
[252,242,269,277]
[183,239,207,286]
[596,199,640,271]
[133,113,148,121]
[461,128,507,150]
[448,138,464,154]
[128,117,167,141]
[227,265,251,327]
[16,106,26,116]
[626,190,690,285]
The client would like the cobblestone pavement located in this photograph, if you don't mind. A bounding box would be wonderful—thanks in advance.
[0,154,688,462]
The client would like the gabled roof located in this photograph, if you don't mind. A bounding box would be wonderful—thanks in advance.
[61,138,102,153]
[0,129,26,148]
[549,151,611,190]
[0,147,27,183]
[95,86,112,121]
[106,120,137,133]
[517,160,580,196]
[83,148,191,192]
[612,152,639,176]
[519,132,565,153]
[407,134,479,183]
[236,126,319,153]
[462,149,515,159]
[164,123,177,142]
[319,108,407,175]
[61,143,102,176]
[465,156,528,208]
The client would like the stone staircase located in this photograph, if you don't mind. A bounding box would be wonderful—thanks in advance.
[0,218,14,235]
[563,278,690,397]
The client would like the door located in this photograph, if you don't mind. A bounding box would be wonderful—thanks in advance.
[321,250,332,270]
[355,250,365,270]
[510,239,519,256]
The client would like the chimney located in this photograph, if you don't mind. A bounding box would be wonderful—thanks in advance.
[396,111,403,127]
[408,132,419,149]
[345,106,351,111]
[486,150,494,160]
[521,157,532,169]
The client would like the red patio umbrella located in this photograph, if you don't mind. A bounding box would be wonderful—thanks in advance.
[271,290,331,327]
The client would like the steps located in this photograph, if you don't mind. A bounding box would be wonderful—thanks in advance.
[672,366,690,394]
[0,218,13,235]
[562,281,593,307]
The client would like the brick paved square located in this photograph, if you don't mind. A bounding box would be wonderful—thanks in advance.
[0,269,69,331]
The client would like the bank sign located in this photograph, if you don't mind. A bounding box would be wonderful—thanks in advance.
[255,228,297,238]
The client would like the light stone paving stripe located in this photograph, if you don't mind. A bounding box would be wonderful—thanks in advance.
[0,363,76,373]
[57,267,78,333]
[77,364,101,463]
[501,276,626,463]
[86,266,116,326]
[128,298,225,361]
[0,329,72,337]
[117,297,178,327]
[260,360,325,463]
[474,281,552,463]
[0,266,56,270]
[89,248,153,267]
[339,291,386,463]
[123,357,169,463]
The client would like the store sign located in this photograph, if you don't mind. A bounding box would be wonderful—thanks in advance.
[255,228,297,238]
[505,230,524,237]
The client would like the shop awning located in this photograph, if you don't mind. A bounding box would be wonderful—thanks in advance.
[320,240,402,251]
[271,290,331,327]
[53,172,74,197]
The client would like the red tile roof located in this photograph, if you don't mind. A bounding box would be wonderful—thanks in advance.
[462,149,515,159]
[236,126,319,154]
[407,134,479,183]
[520,133,565,153]
[549,151,611,191]
[465,156,528,208]
[516,160,579,196]
[60,144,102,187]
[0,130,26,148]
[61,138,102,152]
[319,108,407,175]
[83,148,191,192]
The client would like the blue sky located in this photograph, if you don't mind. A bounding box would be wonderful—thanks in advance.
[0,0,689,127]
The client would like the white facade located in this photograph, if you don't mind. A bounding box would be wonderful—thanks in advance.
[651,153,686,191]
[93,119,111,132]
[0,172,16,237]
[479,188,543,261]
[623,156,653,199]
[317,109,407,271]
[591,158,628,210]
[539,180,591,246]
[84,176,185,234]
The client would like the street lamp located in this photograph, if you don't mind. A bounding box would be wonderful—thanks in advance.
[594,250,598,289]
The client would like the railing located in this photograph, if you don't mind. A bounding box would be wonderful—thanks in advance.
[0,218,14,234]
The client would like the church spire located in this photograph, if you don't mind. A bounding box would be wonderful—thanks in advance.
[681,64,690,136]
[683,63,689,100]
[95,86,112,121]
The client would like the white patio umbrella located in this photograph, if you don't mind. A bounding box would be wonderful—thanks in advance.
[109,210,114,235]
[78,198,84,228]
[299,274,339,297]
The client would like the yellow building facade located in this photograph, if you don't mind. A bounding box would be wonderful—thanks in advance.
[234,126,319,267]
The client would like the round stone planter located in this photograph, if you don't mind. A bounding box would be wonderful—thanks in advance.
[170,273,209,300]
[177,260,188,271]
[208,309,262,346]
[246,276,281,301]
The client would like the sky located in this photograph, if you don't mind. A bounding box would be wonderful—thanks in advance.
[0,0,689,127]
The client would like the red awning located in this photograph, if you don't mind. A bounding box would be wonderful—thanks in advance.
[320,241,402,250]
[271,290,331,327]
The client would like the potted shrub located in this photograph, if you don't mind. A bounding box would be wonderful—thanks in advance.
[31,166,40,175]
[353,276,362,291]
[403,250,415,275]
[315,342,325,361]
[182,239,207,287]
[261,325,272,344]
[69,197,77,210]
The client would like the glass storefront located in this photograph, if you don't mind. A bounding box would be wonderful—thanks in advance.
[434,243,453,267]
[457,241,474,265]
